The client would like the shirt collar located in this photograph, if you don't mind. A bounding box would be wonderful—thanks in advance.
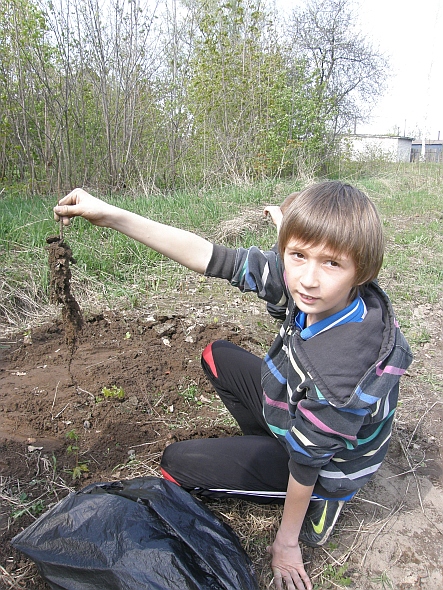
[295,297,367,340]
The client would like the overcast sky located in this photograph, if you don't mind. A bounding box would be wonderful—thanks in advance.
[275,0,443,139]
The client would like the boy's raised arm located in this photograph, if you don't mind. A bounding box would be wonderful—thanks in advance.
[54,188,214,274]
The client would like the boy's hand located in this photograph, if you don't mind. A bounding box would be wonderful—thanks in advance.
[54,188,115,227]
[267,537,312,590]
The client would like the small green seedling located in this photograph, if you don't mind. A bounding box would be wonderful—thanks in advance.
[179,384,203,406]
[65,428,79,453]
[371,571,394,589]
[65,429,89,480]
[316,563,352,588]
[97,385,125,402]
[71,463,89,480]
[11,492,45,520]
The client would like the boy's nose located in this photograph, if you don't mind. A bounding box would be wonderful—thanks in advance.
[300,263,320,288]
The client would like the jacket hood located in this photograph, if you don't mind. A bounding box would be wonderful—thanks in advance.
[292,282,413,409]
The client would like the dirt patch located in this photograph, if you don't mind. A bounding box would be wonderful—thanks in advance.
[0,286,442,589]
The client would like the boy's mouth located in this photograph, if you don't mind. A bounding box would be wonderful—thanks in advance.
[298,292,319,304]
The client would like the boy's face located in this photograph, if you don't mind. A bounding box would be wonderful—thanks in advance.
[283,239,358,326]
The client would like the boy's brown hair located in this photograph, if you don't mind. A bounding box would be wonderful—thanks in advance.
[278,181,385,295]
[280,192,300,214]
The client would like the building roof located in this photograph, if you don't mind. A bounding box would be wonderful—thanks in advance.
[412,139,443,146]
[348,134,415,141]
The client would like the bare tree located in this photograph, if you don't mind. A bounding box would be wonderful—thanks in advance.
[0,0,55,191]
[287,0,389,135]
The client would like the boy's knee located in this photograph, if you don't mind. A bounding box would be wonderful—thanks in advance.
[161,439,206,490]
[201,341,218,378]
[160,443,182,485]
[201,339,233,380]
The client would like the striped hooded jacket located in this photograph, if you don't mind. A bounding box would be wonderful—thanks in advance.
[205,244,413,499]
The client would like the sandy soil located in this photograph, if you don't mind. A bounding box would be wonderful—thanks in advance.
[1,280,442,589]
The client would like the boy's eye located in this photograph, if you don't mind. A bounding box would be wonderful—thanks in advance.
[327,260,339,267]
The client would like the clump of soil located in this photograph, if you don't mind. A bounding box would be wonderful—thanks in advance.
[45,236,83,360]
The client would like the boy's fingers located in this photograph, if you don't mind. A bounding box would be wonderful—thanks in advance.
[53,211,72,225]
[53,203,80,225]
[55,204,74,216]
[53,213,71,226]
[57,187,88,206]
[57,193,78,206]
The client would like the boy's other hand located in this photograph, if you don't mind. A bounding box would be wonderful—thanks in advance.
[264,205,283,231]
[267,539,312,590]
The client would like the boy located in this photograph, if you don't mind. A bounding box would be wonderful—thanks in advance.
[54,181,412,590]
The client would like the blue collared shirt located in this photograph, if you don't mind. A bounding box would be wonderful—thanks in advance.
[295,297,367,340]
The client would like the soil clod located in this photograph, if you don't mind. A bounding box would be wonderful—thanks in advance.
[46,236,83,356]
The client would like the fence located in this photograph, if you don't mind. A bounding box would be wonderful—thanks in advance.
[410,147,443,163]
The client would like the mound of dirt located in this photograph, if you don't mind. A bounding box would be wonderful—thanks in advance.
[1,289,442,590]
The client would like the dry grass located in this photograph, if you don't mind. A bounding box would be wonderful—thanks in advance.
[0,562,37,589]
[213,207,271,243]
[0,277,51,336]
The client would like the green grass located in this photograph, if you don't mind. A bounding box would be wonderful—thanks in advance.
[0,181,280,329]
[1,164,442,339]
[347,165,443,338]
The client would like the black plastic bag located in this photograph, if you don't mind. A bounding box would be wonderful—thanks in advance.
[12,477,259,590]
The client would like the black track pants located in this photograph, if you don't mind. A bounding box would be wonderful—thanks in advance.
[161,340,290,503]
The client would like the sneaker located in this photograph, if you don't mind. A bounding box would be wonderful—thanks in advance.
[299,499,345,547]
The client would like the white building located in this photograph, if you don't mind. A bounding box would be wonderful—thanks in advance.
[344,134,414,162]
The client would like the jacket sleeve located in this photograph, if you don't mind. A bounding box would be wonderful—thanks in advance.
[205,243,289,307]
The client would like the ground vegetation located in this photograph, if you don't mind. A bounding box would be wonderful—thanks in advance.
[1,165,442,589]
